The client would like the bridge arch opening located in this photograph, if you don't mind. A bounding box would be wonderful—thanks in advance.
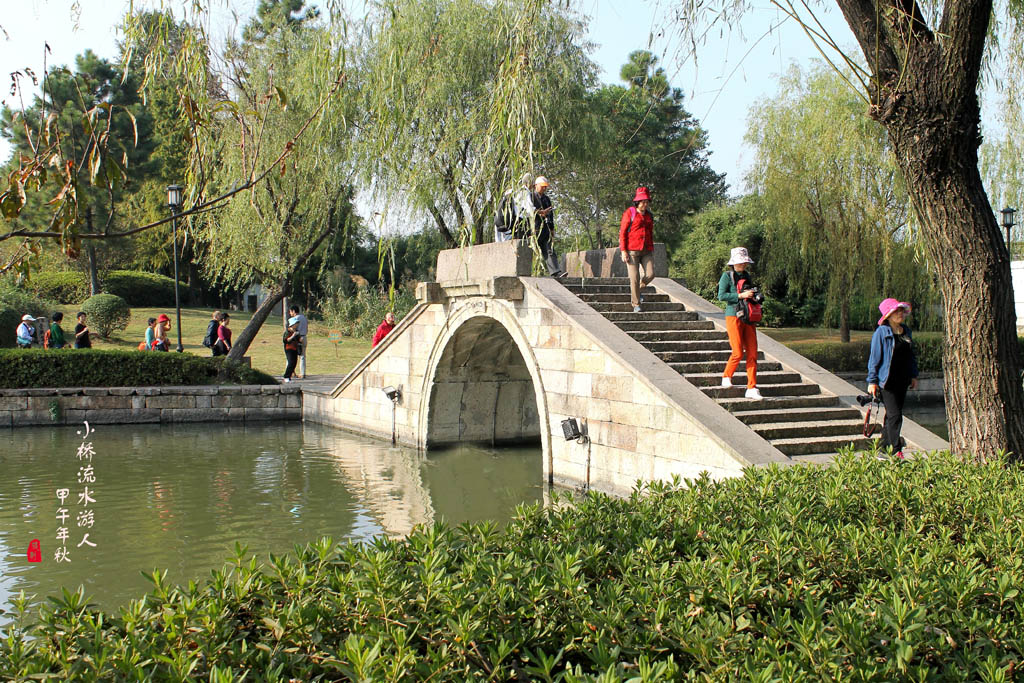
[425,315,541,448]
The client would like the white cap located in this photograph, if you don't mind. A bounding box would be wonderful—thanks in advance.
[21,314,35,322]
[727,247,754,266]
[534,175,550,187]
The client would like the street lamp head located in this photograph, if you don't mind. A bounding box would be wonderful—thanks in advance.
[167,184,184,211]
[1000,207,1017,229]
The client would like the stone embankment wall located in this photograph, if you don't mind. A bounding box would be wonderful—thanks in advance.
[0,385,302,427]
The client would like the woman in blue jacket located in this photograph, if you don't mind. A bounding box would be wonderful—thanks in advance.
[867,298,919,454]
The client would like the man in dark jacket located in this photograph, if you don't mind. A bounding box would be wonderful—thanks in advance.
[530,176,565,277]
[204,311,221,356]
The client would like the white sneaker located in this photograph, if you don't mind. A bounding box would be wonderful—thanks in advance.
[745,388,763,400]
[633,305,642,313]
[721,377,732,388]
[283,378,291,383]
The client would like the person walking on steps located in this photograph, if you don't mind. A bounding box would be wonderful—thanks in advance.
[530,176,565,277]
[867,298,919,457]
[619,187,655,313]
[718,247,762,400]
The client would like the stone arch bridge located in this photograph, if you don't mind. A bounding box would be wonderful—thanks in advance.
[304,242,947,495]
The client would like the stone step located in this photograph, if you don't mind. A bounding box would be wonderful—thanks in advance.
[684,371,803,387]
[616,320,716,332]
[655,350,766,363]
[719,394,841,412]
[790,453,839,465]
[753,419,866,440]
[629,330,726,342]
[603,311,698,323]
[589,302,687,313]
[668,360,780,374]
[641,340,733,353]
[703,382,822,400]
[558,277,633,286]
[771,435,875,457]
[731,406,862,425]
[564,284,655,294]
[577,293,672,304]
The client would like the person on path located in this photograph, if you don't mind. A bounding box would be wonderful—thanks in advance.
[48,312,67,349]
[73,311,93,349]
[867,298,919,456]
[530,176,565,277]
[718,247,762,400]
[288,305,309,378]
[16,315,36,348]
[282,322,302,382]
[619,187,655,312]
[152,314,171,352]
[372,312,396,348]
[214,312,232,356]
[496,173,535,243]
[204,311,221,357]
[142,318,157,350]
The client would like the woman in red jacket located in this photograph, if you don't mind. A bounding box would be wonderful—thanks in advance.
[619,187,654,312]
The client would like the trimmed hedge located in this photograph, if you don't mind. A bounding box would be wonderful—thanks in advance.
[788,335,1024,374]
[104,270,188,307]
[0,349,276,388]
[6,452,1024,679]
[22,270,190,307]
[81,293,131,339]
[22,271,89,304]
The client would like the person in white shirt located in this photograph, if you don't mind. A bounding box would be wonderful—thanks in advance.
[16,315,37,348]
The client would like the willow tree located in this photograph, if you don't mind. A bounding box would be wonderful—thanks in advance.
[198,21,356,361]
[747,63,919,342]
[674,0,1024,457]
[356,0,594,247]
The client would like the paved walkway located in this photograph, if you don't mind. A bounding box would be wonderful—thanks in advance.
[280,374,344,393]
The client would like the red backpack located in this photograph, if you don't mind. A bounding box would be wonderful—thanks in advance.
[731,272,763,325]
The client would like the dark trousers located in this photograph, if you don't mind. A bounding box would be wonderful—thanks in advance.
[880,382,909,451]
[536,228,562,276]
[284,349,299,379]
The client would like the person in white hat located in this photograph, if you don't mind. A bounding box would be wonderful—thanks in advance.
[718,247,761,399]
[16,315,37,349]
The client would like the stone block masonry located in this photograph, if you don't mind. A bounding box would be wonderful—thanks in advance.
[0,385,302,427]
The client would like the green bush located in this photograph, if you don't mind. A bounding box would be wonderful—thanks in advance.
[0,349,276,388]
[22,271,89,304]
[104,270,188,307]
[0,280,53,348]
[788,334,1022,375]
[8,452,1024,679]
[80,294,131,339]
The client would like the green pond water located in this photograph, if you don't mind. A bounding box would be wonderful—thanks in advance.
[0,422,543,620]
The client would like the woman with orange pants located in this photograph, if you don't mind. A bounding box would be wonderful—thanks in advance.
[717,247,761,399]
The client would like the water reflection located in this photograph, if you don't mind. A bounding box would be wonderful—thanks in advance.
[0,422,543,621]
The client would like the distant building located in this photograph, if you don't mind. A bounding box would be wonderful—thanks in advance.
[240,283,284,315]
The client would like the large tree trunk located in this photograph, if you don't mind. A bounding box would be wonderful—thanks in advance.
[836,0,1024,457]
[227,216,337,363]
[227,285,287,363]
[839,292,850,344]
[86,246,101,296]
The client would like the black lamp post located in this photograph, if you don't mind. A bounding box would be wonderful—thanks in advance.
[167,184,184,353]
[1001,207,1017,258]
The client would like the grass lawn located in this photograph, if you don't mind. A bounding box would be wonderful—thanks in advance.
[57,305,372,378]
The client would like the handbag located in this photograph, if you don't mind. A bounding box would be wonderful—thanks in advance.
[730,271,763,325]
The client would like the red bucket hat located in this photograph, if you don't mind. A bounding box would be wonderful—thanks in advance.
[633,187,650,202]
[157,314,171,323]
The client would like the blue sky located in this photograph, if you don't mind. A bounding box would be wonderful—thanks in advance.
[0,0,857,193]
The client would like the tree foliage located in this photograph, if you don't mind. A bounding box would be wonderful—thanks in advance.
[356,0,594,247]
[746,63,940,340]
[556,50,726,251]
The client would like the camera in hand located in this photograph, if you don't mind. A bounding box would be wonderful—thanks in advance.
[746,286,765,304]
[856,394,880,406]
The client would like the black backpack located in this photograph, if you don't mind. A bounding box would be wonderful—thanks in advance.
[203,320,219,348]
[494,193,517,234]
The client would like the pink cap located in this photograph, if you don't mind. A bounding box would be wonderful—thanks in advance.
[877,298,911,326]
